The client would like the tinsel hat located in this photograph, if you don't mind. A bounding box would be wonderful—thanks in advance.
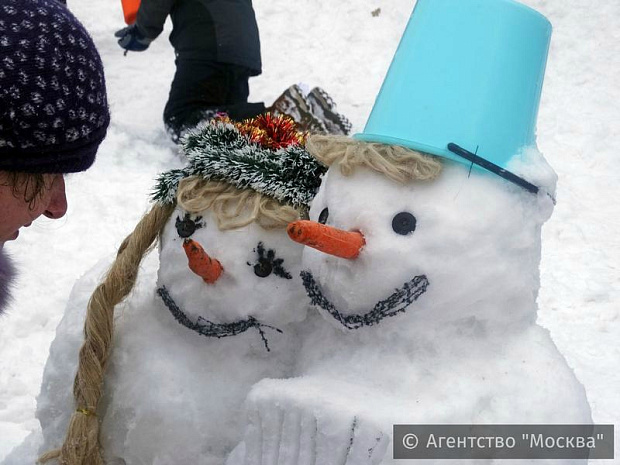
[152,114,326,209]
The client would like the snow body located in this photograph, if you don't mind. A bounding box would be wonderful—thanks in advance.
[230,151,592,465]
[20,204,308,465]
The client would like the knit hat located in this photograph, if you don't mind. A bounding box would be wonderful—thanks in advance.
[0,0,110,173]
[152,114,327,209]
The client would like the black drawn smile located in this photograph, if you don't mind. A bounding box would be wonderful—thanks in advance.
[300,271,429,329]
[157,286,282,351]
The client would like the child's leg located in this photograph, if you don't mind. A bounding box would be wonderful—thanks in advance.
[163,60,263,141]
[163,59,225,140]
[220,65,265,121]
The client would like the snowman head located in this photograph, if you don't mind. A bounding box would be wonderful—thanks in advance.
[271,0,556,338]
[157,177,307,341]
[301,0,556,336]
[153,115,326,347]
[290,135,556,333]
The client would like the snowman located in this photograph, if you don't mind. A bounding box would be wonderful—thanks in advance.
[14,115,326,465]
[228,1,592,464]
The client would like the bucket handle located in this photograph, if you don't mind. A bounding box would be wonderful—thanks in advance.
[447,142,539,195]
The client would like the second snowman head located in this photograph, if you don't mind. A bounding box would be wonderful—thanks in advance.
[290,135,556,333]
[153,115,326,347]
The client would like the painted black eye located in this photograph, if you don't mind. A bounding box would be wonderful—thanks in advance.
[392,212,416,235]
[175,214,203,238]
[254,259,273,278]
[318,207,329,224]
[247,242,292,279]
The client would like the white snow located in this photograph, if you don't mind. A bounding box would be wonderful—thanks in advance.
[0,0,618,463]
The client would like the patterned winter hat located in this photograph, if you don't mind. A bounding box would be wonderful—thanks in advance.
[0,0,109,173]
[153,114,327,209]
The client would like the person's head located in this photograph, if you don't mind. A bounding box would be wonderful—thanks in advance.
[0,172,67,242]
[0,0,109,245]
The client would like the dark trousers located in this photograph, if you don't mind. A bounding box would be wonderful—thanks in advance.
[163,59,265,141]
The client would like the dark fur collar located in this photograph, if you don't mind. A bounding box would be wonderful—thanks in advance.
[0,248,15,315]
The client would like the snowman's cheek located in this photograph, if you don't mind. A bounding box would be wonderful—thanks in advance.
[308,196,326,221]
[301,248,355,291]
[301,245,332,276]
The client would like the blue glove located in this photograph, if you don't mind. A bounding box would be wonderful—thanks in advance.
[115,24,152,52]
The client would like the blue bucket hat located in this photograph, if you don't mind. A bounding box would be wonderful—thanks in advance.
[355,0,551,193]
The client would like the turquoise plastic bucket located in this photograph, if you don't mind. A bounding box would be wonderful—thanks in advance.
[355,0,551,169]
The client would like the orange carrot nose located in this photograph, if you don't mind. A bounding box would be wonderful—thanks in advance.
[287,220,365,259]
[183,239,223,284]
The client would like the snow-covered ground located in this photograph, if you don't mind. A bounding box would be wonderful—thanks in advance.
[0,0,618,461]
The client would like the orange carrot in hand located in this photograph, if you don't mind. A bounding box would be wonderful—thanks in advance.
[183,239,223,284]
[287,220,365,259]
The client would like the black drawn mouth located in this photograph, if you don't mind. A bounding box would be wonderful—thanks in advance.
[300,271,429,330]
[157,286,282,351]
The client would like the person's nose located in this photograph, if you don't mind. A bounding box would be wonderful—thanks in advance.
[43,175,68,219]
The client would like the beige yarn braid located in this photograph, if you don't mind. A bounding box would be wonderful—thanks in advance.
[39,202,175,465]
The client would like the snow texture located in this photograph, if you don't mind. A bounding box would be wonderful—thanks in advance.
[0,0,619,463]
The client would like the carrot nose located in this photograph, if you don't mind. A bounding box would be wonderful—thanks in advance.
[287,220,365,259]
[183,239,223,284]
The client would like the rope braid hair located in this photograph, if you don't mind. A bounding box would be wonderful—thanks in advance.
[39,202,175,465]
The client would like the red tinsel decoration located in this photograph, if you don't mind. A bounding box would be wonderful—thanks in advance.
[209,113,306,150]
[235,113,306,150]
